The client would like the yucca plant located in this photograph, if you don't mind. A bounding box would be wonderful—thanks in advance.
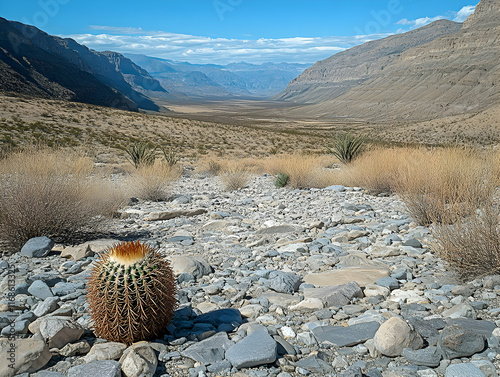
[162,147,179,167]
[330,133,364,164]
[125,142,156,168]
[274,172,289,188]
[87,241,177,345]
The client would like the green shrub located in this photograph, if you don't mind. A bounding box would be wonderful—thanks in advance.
[162,147,179,166]
[330,133,364,164]
[274,173,289,188]
[125,142,156,168]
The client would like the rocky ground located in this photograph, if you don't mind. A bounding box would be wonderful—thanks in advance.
[1,172,500,377]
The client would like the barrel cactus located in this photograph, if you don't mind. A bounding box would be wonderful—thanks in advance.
[87,241,177,344]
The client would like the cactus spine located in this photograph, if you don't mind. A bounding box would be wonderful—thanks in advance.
[87,241,177,344]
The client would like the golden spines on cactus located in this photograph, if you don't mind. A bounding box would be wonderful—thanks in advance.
[87,241,177,345]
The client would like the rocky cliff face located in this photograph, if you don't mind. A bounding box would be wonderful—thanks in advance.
[277,0,499,121]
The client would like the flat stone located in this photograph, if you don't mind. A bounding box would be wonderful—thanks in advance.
[304,281,363,307]
[20,236,54,257]
[85,342,128,362]
[169,255,211,279]
[33,372,65,377]
[375,276,400,290]
[438,325,486,359]
[256,225,304,235]
[60,244,94,261]
[39,316,84,349]
[266,271,301,294]
[296,354,335,374]
[181,332,234,364]
[304,266,389,288]
[402,347,441,367]
[374,317,423,357]
[145,208,207,221]
[202,220,230,231]
[325,185,346,191]
[166,235,194,243]
[225,328,277,369]
[289,298,324,311]
[364,284,390,298]
[68,360,121,377]
[28,280,54,300]
[445,318,496,337]
[119,343,157,377]
[311,321,380,347]
[402,238,423,248]
[442,303,477,319]
[260,292,300,307]
[0,338,51,377]
[445,363,487,377]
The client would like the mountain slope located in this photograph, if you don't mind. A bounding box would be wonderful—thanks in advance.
[0,18,172,111]
[278,1,500,122]
[0,18,138,111]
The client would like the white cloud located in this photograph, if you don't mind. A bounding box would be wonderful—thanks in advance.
[62,28,386,64]
[453,5,477,22]
[396,3,477,30]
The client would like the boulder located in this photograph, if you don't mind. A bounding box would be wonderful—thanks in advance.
[373,317,423,357]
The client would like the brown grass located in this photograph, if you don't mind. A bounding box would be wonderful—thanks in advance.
[127,160,182,201]
[433,197,500,280]
[0,148,125,251]
[219,163,251,191]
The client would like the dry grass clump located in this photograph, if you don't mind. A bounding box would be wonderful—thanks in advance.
[219,163,250,191]
[433,198,500,280]
[128,160,182,201]
[0,148,125,251]
[262,154,340,189]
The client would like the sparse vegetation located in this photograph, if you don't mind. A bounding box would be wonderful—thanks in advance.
[219,164,250,191]
[125,142,156,168]
[128,160,182,201]
[330,133,364,164]
[0,148,125,251]
[274,173,289,188]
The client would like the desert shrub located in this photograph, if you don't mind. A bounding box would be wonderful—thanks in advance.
[162,147,179,167]
[220,165,250,191]
[0,148,125,251]
[395,148,494,225]
[128,160,182,201]
[207,160,222,175]
[330,133,364,164]
[433,198,500,280]
[125,142,156,168]
[274,173,289,188]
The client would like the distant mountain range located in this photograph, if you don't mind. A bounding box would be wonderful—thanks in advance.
[276,0,500,121]
[124,54,310,98]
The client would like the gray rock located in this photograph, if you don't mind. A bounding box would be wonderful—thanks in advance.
[225,328,277,369]
[375,276,399,290]
[295,354,335,374]
[273,335,296,356]
[181,332,234,364]
[442,303,476,319]
[408,317,441,346]
[256,225,304,235]
[68,360,121,377]
[28,280,54,300]
[325,185,346,192]
[438,325,486,359]
[207,360,232,374]
[340,366,363,377]
[304,281,363,307]
[0,338,51,377]
[1,319,29,336]
[445,363,487,377]
[51,282,85,296]
[311,321,380,347]
[85,342,128,362]
[402,346,441,367]
[266,271,301,294]
[33,297,60,317]
[20,236,54,257]
[445,318,496,338]
[169,255,212,279]
[145,208,207,221]
[402,238,422,248]
[33,372,65,377]
[374,317,423,357]
[119,343,157,377]
[38,316,84,349]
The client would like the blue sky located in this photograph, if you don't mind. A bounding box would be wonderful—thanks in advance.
[1,1,478,64]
